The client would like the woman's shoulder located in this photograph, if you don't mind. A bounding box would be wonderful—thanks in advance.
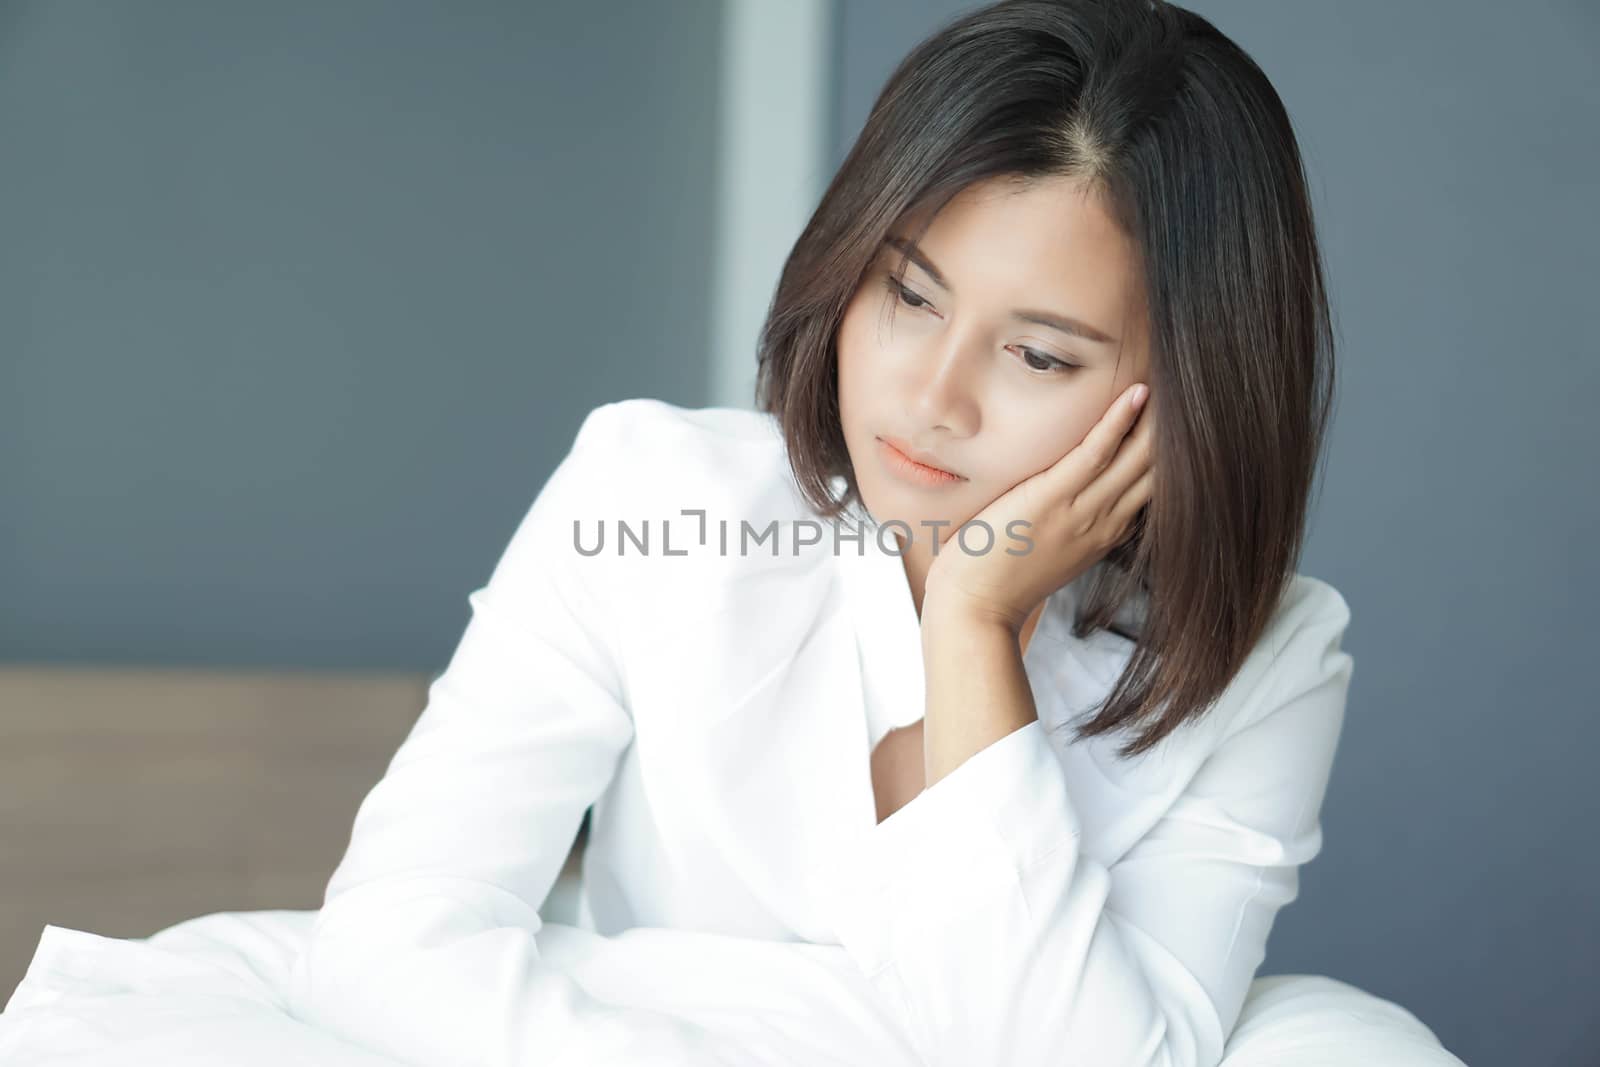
[1052,569,1353,773]
[1197,572,1354,753]
[555,396,831,599]
[573,397,784,456]
[566,397,790,502]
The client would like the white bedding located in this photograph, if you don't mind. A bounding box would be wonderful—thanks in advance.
[0,909,1465,1066]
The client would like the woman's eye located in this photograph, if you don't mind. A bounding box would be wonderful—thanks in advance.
[1015,347,1078,374]
[883,274,932,311]
[879,273,1076,376]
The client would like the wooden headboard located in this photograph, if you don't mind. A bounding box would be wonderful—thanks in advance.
[0,663,588,999]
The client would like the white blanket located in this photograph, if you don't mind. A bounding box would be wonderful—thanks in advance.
[1,909,1465,1066]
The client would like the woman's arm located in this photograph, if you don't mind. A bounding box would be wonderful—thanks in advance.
[283,402,793,1066]
[870,720,927,823]
[921,608,1038,787]
[806,577,1353,1067]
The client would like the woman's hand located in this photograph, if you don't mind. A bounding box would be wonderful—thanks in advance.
[922,382,1153,636]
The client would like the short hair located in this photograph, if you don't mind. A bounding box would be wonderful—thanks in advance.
[754,0,1337,759]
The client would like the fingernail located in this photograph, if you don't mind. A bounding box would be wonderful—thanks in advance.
[1131,384,1148,411]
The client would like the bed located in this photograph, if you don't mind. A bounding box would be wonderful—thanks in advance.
[0,664,1466,1065]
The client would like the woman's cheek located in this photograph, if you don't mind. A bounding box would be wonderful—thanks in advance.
[1007,425,1088,486]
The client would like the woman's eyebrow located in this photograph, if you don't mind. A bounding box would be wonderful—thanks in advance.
[883,235,1120,345]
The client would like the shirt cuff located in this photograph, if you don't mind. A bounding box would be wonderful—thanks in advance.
[805,719,1082,976]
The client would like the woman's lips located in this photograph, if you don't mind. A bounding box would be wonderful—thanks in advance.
[876,436,966,488]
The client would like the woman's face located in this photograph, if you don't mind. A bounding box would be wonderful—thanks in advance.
[836,174,1152,546]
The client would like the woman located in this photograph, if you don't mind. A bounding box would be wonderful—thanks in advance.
[287,2,1353,1064]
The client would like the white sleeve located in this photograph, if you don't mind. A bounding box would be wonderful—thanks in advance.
[281,403,759,1065]
[806,584,1354,1067]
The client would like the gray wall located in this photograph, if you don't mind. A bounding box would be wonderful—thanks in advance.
[833,3,1598,1066]
[0,0,722,668]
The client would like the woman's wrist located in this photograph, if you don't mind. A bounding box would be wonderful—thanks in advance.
[920,588,1028,649]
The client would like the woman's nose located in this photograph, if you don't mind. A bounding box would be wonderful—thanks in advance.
[908,342,980,437]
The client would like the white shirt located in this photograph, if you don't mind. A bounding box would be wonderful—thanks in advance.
[284,397,1354,1067]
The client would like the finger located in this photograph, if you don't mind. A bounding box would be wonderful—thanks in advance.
[1049,383,1149,494]
[1068,393,1154,513]
[1109,466,1154,529]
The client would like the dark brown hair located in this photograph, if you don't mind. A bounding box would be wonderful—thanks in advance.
[754,0,1336,759]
